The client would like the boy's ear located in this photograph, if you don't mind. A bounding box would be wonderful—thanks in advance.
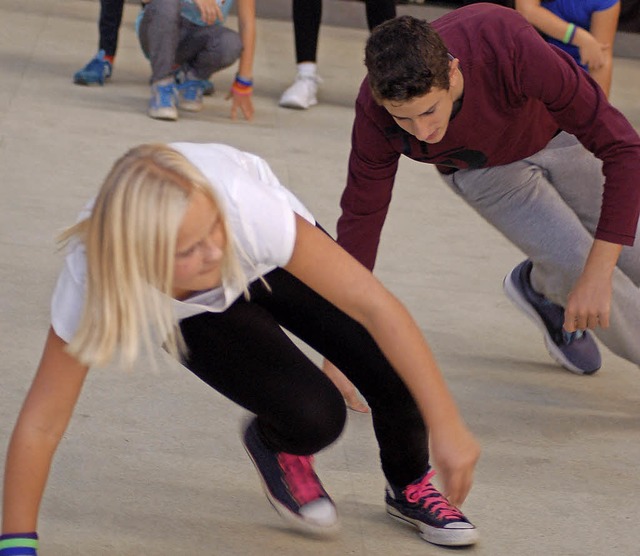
[448,58,460,84]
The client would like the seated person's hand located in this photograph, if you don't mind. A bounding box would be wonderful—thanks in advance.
[193,0,223,25]
[226,76,255,121]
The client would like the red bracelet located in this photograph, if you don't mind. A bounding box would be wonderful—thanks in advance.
[231,81,253,96]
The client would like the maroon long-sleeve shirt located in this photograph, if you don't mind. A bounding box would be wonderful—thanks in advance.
[337,3,640,270]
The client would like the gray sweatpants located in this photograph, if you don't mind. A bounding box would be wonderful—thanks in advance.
[440,132,640,365]
[138,0,242,83]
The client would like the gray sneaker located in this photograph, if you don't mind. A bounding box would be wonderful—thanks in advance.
[503,260,601,374]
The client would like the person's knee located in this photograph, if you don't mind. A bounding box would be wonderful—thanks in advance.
[140,0,181,60]
[265,387,347,455]
[217,31,243,68]
[145,0,181,20]
[295,395,347,454]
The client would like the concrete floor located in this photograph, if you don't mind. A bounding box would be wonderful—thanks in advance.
[1,1,640,555]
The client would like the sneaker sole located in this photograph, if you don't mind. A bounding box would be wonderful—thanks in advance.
[148,109,178,121]
[179,102,203,112]
[386,504,479,547]
[242,424,340,538]
[503,273,598,375]
[73,78,106,86]
[278,97,318,110]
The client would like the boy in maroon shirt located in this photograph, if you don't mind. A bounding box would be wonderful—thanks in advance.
[335,4,640,375]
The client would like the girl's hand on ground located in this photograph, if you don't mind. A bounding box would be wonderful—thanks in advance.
[321,360,370,413]
[226,89,254,121]
[344,390,370,413]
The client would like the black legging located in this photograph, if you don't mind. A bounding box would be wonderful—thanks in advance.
[179,267,428,487]
[98,0,125,57]
[292,0,396,63]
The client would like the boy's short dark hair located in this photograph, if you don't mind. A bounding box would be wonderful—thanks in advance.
[365,15,451,103]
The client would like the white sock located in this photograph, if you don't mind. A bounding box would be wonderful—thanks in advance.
[185,69,199,82]
[297,62,317,78]
[153,76,174,87]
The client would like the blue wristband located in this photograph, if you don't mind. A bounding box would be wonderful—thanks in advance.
[235,74,253,87]
[0,533,39,556]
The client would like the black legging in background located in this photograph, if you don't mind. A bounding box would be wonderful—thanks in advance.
[292,0,397,62]
[179,267,428,488]
[98,0,125,57]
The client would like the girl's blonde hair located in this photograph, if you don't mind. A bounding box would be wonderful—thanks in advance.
[59,143,247,368]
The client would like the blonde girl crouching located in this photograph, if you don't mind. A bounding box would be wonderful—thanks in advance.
[1,143,480,553]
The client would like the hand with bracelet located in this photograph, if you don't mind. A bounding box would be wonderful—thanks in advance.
[515,0,619,96]
[557,21,607,72]
[226,74,255,121]
[0,533,39,555]
[571,24,609,73]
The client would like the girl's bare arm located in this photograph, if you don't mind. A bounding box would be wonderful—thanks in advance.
[2,328,89,533]
[284,215,479,506]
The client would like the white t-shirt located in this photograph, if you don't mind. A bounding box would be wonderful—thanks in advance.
[51,143,315,343]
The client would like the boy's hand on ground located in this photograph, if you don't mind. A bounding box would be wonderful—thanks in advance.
[430,421,480,508]
[564,239,620,332]
[564,272,612,332]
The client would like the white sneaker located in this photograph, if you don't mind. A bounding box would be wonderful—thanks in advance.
[279,74,320,109]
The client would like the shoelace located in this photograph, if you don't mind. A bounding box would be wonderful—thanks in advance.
[86,56,110,77]
[540,299,585,345]
[179,81,204,99]
[277,453,324,505]
[155,83,177,102]
[562,328,585,344]
[404,470,465,521]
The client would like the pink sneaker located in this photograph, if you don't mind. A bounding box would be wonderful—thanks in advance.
[242,419,339,536]
[386,469,478,546]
